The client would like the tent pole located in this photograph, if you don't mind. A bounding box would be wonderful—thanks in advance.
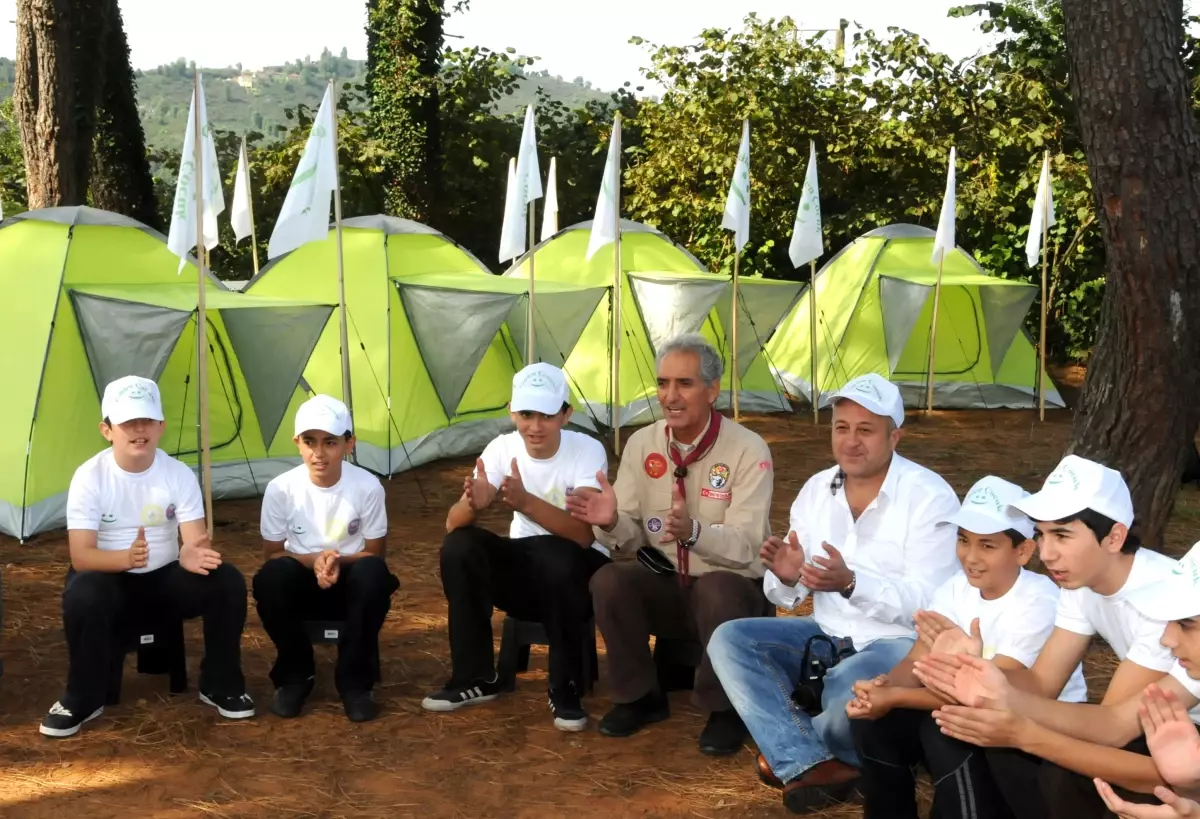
[527,201,537,363]
[809,259,819,423]
[1038,149,1050,423]
[732,251,741,422]
[925,252,946,414]
[192,72,213,538]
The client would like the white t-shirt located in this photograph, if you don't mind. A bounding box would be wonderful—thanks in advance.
[1055,548,1200,722]
[930,569,1088,703]
[66,448,204,574]
[260,463,387,555]
[477,430,607,552]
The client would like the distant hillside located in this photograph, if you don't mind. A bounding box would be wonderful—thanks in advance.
[0,51,611,149]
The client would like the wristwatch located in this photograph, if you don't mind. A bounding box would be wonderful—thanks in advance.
[682,518,701,549]
[840,571,857,599]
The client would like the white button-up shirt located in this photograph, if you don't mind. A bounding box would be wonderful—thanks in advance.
[763,453,961,650]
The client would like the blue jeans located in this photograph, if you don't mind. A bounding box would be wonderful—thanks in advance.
[708,616,914,784]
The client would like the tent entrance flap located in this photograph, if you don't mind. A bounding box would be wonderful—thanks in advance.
[628,275,727,356]
[878,276,931,374]
[68,291,192,400]
[505,286,608,367]
[980,285,1038,377]
[221,305,335,448]
[715,280,805,378]
[396,282,521,418]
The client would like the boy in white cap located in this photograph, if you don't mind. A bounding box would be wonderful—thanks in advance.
[253,394,398,723]
[847,475,1087,819]
[423,362,608,732]
[41,375,254,738]
[915,454,1197,818]
[706,372,961,814]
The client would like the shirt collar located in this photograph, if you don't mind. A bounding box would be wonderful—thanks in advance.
[670,413,713,455]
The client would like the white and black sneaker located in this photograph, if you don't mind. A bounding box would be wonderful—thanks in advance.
[39,701,103,738]
[421,675,502,712]
[199,691,256,719]
[549,683,588,732]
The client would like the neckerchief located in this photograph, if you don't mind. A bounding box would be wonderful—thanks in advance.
[667,408,723,585]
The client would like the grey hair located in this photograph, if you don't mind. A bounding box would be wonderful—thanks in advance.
[655,332,724,385]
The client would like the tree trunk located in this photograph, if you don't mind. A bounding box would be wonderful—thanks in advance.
[1060,0,1200,547]
[89,0,160,229]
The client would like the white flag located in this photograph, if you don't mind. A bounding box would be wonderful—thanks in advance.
[267,84,339,260]
[231,137,254,243]
[498,158,518,263]
[499,105,543,262]
[167,75,225,272]
[1026,154,1056,268]
[931,146,956,264]
[586,114,622,261]
[541,157,559,242]
[721,119,751,253]
[789,141,823,268]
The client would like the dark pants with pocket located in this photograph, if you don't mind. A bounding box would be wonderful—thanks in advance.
[438,525,610,690]
[1034,737,1158,819]
[851,708,1036,819]
[252,554,399,695]
[61,562,248,713]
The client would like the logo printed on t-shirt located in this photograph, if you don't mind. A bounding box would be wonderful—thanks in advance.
[709,464,730,489]
[141,504,165,526]
[347,518,361,536]
[291,523,307,534]
[647,517,663,533]
[101,513,117,524]
[645,453,668,479]
[543,487,567,510]
[165,503,177,521]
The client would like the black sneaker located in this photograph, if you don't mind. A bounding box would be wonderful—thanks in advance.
[199,691,256,719]
[698,708,746,755]
[39,701,103,738]
[271,680,314,719]
[342,690,380,723]
[548,683,588,732]
[598,690,670,737]
[420,675,502,712]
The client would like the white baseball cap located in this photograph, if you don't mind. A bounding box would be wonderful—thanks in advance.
[1126,543,1200,622]
[102,375,164,425]
[940,475,1036,540]
[1010,454,1134,527]
[294,394,353,437]
[510,363,569,416]
[829,373,905,428]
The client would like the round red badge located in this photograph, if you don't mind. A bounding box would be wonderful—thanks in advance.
[644,453,669,479]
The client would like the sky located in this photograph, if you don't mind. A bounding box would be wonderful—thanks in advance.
[0,0,992,93]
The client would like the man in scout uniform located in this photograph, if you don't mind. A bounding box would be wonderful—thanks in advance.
[567,332,775,756]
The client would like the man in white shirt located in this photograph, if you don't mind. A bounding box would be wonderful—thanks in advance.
[41,375,254,738]
[915,455,1195,818]
[253,395,399,723]
[422,363,609,732]
[705,373,961,814]
[847,475,1087,819]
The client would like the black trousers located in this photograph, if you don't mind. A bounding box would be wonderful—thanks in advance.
[1035,737,1158,819]
[438,525,610,689]
[62,562,248,712]
[252,554,399,695]
[851,708,1035,819]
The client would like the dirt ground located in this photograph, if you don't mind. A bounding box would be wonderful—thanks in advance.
[2,400,1198,819]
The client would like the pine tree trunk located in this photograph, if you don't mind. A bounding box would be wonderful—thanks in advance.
[1060,0,1200,546]
[89,0,160,228]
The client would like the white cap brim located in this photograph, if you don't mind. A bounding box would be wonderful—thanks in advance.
[829,392,904,428]
[940,507,1035,540]
[510,390,563,416]
[107,403,164,425]
[1009,490,1087,524]
[1127,577,1200,622]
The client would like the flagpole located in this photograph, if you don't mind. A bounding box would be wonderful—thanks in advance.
[925,253,945,414]
[809,259,819,423]
[527,201,537,363]
[611,115,623,455]
[192,72,213,537]
[242,135,260,277]
[731,251,741,422]
[1038,150,1049,422]
[329,80,353,424]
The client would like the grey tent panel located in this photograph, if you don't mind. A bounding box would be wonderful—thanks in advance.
[628,276,729,356]
[397,283,521,417]
[980,284,1038,377]
[715,280,805,378]
[222,305,335,448]
[879,277,932,373]
[69,292,192,400]
[341,214,443,235]
[863,224,937,240]
[506,287,608,367]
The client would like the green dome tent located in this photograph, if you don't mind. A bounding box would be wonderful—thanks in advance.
[766,224,1064,410]
[505,219,804,429]
[245,216,606,475]
[0,207,334,539]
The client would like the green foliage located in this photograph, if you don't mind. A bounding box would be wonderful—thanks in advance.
[0,97,27,216]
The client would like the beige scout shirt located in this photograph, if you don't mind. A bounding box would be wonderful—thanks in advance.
[593,416,773,579]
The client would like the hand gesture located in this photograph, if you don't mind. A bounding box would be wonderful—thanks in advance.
[930,617,984,659]
[846,674,895,720]
[314,549,340,590]
[915,653,1009,708]
[761,532,806,586]
[128,526,149,570]
[1094,779,1200,818]
[499,458,531,513]
[566,470,618,530]
[464,458,497,511]
[800,542,854,592]
[659,484,694,544]
[915,609,962,650]
[179,533,222,576]
[1141,684,1200,792]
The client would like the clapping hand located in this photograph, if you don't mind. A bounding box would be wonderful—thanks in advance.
[566,470,618,530]
[1094,779,1200,818]
[314,549,340,589]
[1141,683,1200,793]
[761,532,806,586]
[799,542,853,592]
[914,652,1008,708]
[659,484,694,544]
[128,526,149,569]
[179,533,222,576]
[930,617,984,659]
[499,459,531,513]
[464,458,497,511]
